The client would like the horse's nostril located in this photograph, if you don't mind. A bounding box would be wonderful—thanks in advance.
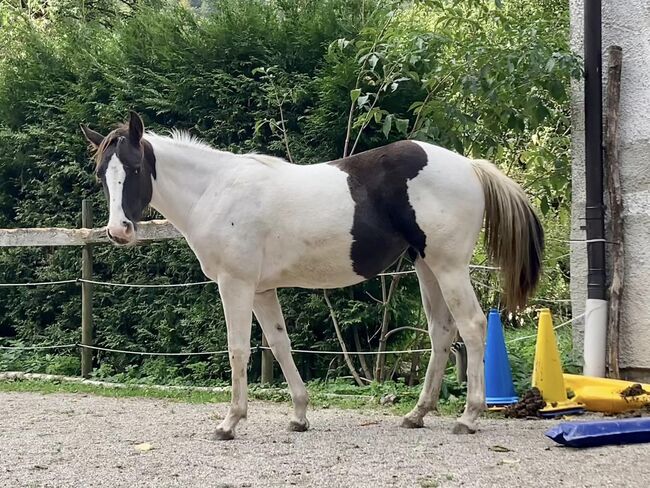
[106,228,130,245]
[121,220,133,232]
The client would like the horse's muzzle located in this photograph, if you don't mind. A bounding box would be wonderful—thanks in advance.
[106,223,135,246]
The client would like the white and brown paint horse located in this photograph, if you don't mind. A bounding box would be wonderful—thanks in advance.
[81,112,543,440]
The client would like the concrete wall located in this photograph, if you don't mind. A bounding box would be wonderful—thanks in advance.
[569,1,650,381]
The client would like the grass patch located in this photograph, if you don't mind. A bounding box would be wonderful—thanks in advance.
[0,317,575,420]
[0,378,409,413]
[0,376,468,416]
[0,379,231,404]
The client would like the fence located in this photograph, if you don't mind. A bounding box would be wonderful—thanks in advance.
[0,199,576,384]
[2,199,447,382]
[0,199,183,378]
[0,200,445,383]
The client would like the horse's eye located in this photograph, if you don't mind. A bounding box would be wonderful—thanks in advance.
[134,168,140,175]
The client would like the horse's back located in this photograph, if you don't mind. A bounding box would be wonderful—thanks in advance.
[232,140,485,288]
[327,140,484,264]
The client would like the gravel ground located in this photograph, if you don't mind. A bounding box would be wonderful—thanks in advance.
[1,392,648,488]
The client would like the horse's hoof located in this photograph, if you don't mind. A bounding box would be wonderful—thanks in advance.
[213,427,235,441]
[452,422,476,435]
[288,419,310,432]
[400,416,424,429]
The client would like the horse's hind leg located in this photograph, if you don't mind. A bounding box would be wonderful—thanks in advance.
[401,258,457,428]
[427,263,487,434]
[253,289,309,432]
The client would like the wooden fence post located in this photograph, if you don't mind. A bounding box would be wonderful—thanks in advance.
[605,45,623,379]
[261,335,273,384]
[81,199,94,378]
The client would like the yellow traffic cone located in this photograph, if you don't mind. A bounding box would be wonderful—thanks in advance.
[532,309,584,417]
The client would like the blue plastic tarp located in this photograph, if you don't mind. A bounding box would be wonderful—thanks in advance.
[546,417,650,448]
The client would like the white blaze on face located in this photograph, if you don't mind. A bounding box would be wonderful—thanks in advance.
[105,154,132,241]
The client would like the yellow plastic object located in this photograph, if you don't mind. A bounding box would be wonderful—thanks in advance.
[563,374,650,414]
[531,309,584,415]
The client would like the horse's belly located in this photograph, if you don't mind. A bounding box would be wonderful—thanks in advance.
[259,227,411,289]
[258,233,365,289]
[269,264,364,289]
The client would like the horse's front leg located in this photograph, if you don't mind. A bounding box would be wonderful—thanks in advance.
[214,274,255,441]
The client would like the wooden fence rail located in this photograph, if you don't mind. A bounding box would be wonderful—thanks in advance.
[0,219,181,247]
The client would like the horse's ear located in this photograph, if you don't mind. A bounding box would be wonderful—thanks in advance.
[80,124,105,149]
[128,111,144,144]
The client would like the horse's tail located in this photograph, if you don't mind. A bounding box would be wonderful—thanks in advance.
[471,160,544,311]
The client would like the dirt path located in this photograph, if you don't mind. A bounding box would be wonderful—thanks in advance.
[1,391,648,487]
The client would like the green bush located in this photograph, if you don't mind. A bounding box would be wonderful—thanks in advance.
[0,0,578,386]
[45,355,81,376]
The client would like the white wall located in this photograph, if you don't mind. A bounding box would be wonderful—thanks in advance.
[569,0,650,381]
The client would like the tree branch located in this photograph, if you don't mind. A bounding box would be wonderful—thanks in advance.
[323,290,365,387]
[408,65,465,139]
[354,327,374,380]
[342,12,394,157]
[384,326,429,340]
[373,255,404,382]
[274,93,294,163]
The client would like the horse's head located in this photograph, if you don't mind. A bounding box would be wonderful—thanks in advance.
[80,112,156,246]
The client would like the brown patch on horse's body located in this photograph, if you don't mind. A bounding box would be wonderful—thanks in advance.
[328,141,428,278]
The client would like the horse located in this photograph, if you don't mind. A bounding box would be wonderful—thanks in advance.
[81,111,543,440]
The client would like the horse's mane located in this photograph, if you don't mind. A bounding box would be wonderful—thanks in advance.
[167,129,215,151]
[152,130,288,167]
[93,125,288,169]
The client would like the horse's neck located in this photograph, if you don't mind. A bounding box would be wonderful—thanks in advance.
[146,136,233,234]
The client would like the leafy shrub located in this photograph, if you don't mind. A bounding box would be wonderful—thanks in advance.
[0,0,578,385]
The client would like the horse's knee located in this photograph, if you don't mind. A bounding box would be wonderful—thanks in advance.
[460,314,487,348]
[229,347,251,365]
[432,341,451,357]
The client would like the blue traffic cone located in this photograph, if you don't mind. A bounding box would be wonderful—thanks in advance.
[484,309,518,406]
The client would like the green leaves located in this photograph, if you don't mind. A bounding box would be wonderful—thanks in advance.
[357,94,370,107]
[382,114,393,138]
[394,118,409,135]
[0,0,577,386]
[548,78,566,101]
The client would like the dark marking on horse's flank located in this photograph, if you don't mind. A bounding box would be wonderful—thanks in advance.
[329,141,428,278]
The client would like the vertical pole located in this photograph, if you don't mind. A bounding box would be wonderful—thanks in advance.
[583,0,608,378]
[261,334,273,384]
[81,199,94,378]
[605,46,623,379]
[584,0,606,302]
